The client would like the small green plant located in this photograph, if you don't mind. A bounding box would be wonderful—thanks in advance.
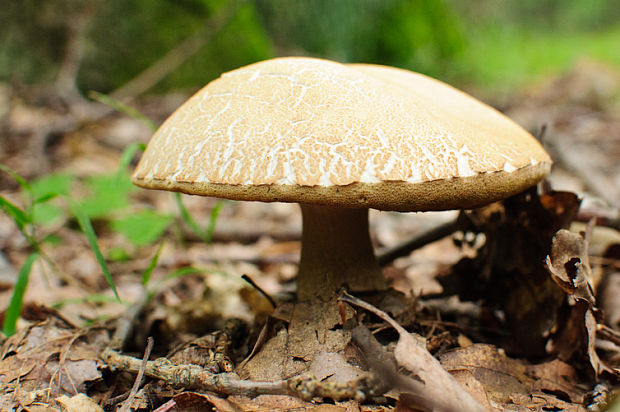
[68,198,120,300]
[29,173,74,225]
[110,210,173,246]
[0,166,120,335]
[0,92,228,335]
[91,91,226,246]
[175,194,224,244]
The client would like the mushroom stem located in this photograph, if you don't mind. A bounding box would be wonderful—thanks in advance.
[297,204,387,301]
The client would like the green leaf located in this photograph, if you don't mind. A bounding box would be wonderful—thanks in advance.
[31,173,74,199]
[107,247,131,262]
[34,192,60,204]
[142,242,165,286]
[3,253,38,336]
[27,173,74,225]
[79,174,135,218]
[0,195,30,230]
[110,210,172,246]
[31,204,64,225]
[69,199,120,301]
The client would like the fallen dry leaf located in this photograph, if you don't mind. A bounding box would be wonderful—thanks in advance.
[546,228,595,303]
[0,317,107,405]
[545,227,619,377]
[56,393,104,412]
[340,293,486,412]
[439,344,586,410]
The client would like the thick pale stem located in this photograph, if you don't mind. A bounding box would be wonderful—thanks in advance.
[297,204,387,301]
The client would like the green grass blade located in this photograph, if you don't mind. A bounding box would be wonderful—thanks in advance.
[2,252,38,336]
[142,242,165,286]
[174,193,205,241]
[68,198,120,301]
[164,266,204,281]
[0,195,30,230]
[117,142,147,181]
[0,164,32,194]
[147,266,204,300]
[89,91,157,132]
[204,201,224,243]
[33,192,59,204]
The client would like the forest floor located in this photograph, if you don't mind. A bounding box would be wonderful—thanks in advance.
[0,59,619,411]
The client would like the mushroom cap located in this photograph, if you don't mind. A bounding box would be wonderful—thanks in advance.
[132,57,551,212]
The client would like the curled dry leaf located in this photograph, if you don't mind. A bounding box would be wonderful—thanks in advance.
[545,228,595,303]
[340,293,486,412]
[440,344,585,410]
[545,227,619,378]
[444,189,580,357]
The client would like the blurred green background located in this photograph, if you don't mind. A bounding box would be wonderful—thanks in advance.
[1,0,619,96]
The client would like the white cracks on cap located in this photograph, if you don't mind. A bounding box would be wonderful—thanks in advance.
[133,57,551,193]
[503,162,517,173]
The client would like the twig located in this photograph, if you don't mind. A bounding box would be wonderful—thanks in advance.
[109,291,149,351]
[101,347,370,401]
[597,324,620,347]
[120,337,154,412]
[242,274,277,308]
[377,218,460,266]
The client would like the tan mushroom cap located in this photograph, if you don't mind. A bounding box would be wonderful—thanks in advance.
[132,57,551,211]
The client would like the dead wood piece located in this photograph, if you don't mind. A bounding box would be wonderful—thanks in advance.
[119,337,154,412]
[339,292,486,412]
[208,319,245,373]
[109,291,149,351]
[101,348,371,402]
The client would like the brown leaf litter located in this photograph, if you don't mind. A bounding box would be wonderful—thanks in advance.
[0,315,108,410]
[1,62,620,410]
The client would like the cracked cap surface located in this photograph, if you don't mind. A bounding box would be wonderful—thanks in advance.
[132,57,551,211]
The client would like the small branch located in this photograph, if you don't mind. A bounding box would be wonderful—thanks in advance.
[242,274,277,309]
[101,348,370,402]
[109,291,149,351]
[377,218,460,266]
[120,337,154,412]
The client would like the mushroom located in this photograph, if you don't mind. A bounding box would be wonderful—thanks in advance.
[132,57,552,302]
